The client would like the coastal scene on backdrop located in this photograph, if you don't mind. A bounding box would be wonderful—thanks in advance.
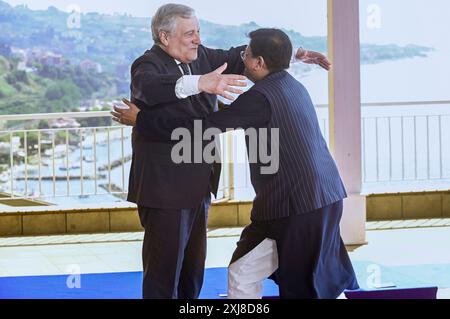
[0,0,449,205]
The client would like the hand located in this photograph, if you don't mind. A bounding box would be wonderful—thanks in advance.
[296,49,332,71]
[111,98,140,126]
[198,63,247,101]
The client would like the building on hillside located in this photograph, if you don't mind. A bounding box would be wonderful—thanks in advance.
[80,60,103,73]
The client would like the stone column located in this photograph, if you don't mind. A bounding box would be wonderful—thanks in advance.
[328,0,366,245]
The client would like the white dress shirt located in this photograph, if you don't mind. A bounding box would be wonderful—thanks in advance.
[174,59,201,99]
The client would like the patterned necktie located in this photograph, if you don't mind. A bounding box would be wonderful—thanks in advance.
[179,63,191,75]
[179,63,211,115]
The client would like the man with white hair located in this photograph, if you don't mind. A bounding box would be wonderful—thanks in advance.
[124,3,331,299]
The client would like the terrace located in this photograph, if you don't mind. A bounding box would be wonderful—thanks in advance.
[0,0,449,299]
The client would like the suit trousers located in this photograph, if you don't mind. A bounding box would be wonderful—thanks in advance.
[138,195,211,299]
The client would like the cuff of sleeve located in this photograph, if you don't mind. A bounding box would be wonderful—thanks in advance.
[292,47,306,62]
[175,75,201,99]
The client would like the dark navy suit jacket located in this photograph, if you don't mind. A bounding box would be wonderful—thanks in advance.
[128,44,245,209]
[134,70,347,220]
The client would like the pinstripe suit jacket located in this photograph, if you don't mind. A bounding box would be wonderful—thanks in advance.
[249,70,347,221]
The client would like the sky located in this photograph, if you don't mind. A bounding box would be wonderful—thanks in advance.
[4,0,450,49]
[359,0,450,48]
[3,0,328,36]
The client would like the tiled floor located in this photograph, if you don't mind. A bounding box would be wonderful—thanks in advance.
[0,225,449,299]
[0,235,237,277]
[366,218,450,231]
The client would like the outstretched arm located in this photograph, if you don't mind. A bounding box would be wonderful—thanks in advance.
[112,98,194,141]
[111,91,270,141]
[294,48,332,70]
[202,45,247,75]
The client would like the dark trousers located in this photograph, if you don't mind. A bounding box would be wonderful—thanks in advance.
[138,195,210,299]
[230,200,359,299]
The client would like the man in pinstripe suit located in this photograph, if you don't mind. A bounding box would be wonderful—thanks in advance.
[113,28,359,299]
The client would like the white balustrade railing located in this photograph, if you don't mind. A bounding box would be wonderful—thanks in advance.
[0,111,231,203]
[1,100,449,204]
[232,100,450,199]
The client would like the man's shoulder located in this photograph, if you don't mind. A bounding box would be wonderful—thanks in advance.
[234,86,269,106]
[133,48,161,64]
[253,71,298,89]
[251,71,308,99]
[131,48,164,74]
[196,44,213,59]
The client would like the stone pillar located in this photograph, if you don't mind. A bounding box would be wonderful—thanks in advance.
[328,0,366,245]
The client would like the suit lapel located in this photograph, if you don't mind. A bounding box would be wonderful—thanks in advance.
[150,45,182,75]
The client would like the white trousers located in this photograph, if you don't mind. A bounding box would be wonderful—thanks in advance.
[227,238,278,299]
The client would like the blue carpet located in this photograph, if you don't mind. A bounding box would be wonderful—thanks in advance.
[0,268,278,299]
[0,262,445,299]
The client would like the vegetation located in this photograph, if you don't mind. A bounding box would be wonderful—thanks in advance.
[0,54,115,115]
[0,0,434,116]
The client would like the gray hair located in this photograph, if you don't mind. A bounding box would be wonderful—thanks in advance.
[151,3,196,45]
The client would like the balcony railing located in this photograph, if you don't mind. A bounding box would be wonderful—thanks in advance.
[0,111,232,205]
[0,100,449,205]
[1,112,124,202]
[361,101,450,193]
[230,100,450,198]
